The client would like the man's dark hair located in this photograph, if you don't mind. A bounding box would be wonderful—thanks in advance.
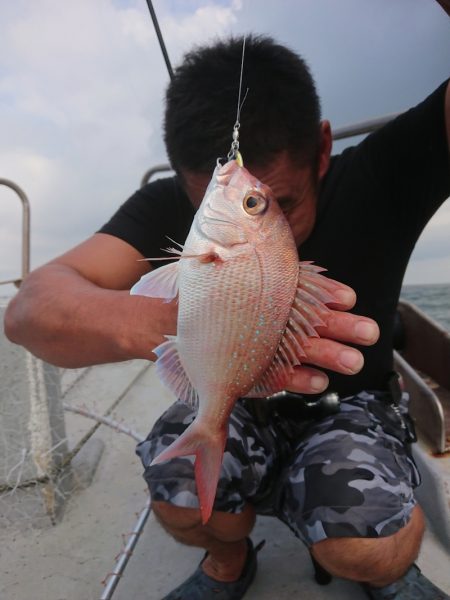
[164,35,321,174]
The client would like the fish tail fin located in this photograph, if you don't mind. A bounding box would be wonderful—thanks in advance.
[150,423,200,465]
[151,423,227,525]
[195,430,227,524]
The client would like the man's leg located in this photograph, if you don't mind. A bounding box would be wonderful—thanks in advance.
[152,502,256,581]
[311,504,425,586]
[278,393,434,591]
[136,399,280,594]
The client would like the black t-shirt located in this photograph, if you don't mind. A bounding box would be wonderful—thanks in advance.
[100,82,449,397]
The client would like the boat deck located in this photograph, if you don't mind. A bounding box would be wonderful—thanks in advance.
[1,361,449,600]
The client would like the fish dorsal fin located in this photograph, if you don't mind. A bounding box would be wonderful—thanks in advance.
[154,336,199,409]
[130,262,179,302]
[245,261,338,398]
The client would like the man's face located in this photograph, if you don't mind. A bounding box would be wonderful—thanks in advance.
[182,120,332,247]
[182,151,320,247]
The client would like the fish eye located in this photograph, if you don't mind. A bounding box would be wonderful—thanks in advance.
[243,193,268,216]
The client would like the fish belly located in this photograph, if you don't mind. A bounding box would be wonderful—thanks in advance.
[177,247,298,420]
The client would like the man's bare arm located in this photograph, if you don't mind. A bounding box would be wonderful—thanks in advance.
[4,233,177,367]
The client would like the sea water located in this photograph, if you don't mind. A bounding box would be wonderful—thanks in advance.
[401,283,450,332]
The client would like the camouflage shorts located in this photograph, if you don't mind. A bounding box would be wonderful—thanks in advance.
[136,391,421,546]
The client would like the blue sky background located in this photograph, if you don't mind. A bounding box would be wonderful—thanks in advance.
[1,0,449,295]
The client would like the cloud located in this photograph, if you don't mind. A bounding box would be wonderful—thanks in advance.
[161,1,240,59]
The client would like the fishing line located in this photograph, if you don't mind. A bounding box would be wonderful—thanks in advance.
[235,36,247,126]
[227,37,249,164]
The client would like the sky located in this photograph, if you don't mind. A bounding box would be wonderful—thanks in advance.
[0,0,449,297]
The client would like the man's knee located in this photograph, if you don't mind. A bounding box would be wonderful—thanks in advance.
[311,505,425,584]
[152,500,256,548]
[152,500,202,531]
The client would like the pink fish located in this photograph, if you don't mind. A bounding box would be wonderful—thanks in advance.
[131,159,337,523]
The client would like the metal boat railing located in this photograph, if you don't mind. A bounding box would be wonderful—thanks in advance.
[140,164,173,188]
[0,178,30,287]
[394,301,450,454]
[332,113,399,140]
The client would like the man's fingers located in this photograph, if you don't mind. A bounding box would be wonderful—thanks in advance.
[314,275,357,310]
[285,366,329,394]
[315,310,380,346]
[281,308,378,394]
[280,276,377,394]
[299,336,364,375]
[283,335,366,393]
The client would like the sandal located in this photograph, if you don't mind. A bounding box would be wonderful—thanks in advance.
[161,538,265,600]
[362,564,450,599]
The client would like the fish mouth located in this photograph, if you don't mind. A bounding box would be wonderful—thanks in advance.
[214,158,241,183]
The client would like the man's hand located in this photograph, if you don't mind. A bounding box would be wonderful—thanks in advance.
[285,277,379,394]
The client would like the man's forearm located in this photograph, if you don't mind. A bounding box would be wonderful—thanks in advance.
[3,264,176,368]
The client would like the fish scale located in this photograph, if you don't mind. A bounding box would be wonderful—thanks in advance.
[131,158,336,523]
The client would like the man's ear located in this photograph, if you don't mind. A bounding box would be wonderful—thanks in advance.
[318,120,332,180]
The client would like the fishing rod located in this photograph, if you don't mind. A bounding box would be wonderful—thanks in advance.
[145,0,174,80]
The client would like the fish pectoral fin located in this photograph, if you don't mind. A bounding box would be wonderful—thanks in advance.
[130,262,179,302]
[154,336,199,408]
[275,260,340,364]
[246,261,340,397]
